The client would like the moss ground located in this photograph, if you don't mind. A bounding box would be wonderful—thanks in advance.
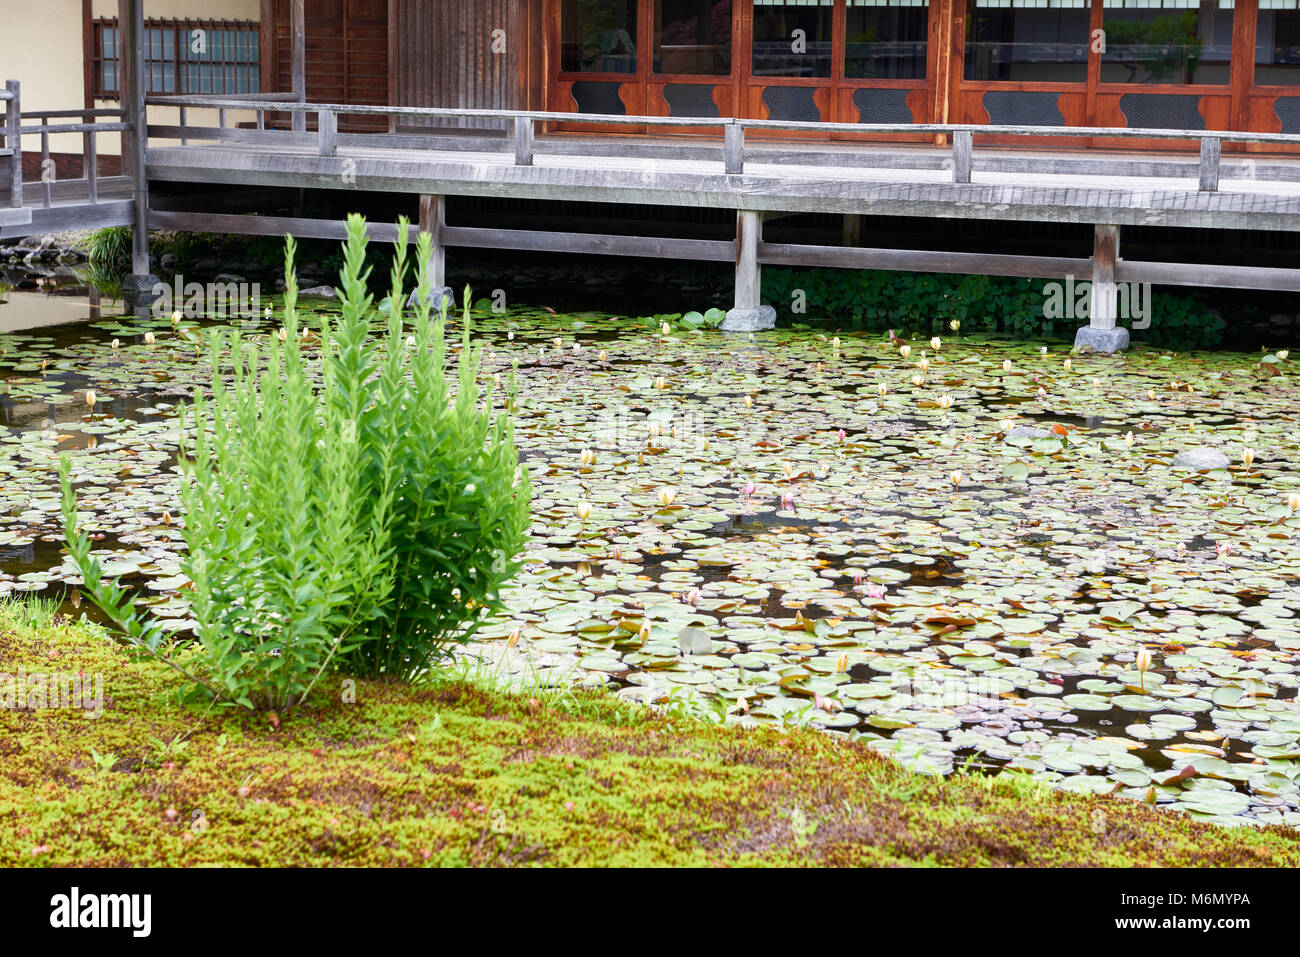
[4,612,1300,867]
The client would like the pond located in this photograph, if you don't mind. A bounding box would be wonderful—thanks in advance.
[2,289,1299,829]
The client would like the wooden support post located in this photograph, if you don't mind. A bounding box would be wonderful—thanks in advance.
[414,194,450,308]
[721,209,775,331]
[317,109,337,156]
[735,209,761,310]
[952,130,972,184]
[1090,225,1120,331]
[291,0,306,134]
[514,116,533,166]
[724,122,744,175]
[119,0,156,291]
[4,80,18,208]
[1199,137,1221,192]
[842,214,862,248]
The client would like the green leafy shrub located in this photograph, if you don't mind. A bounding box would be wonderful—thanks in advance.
[61,214,531,710]
[762,268,1225,349]
[84,226,132,272]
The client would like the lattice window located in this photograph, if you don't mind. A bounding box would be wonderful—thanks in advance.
[90,18,260,99]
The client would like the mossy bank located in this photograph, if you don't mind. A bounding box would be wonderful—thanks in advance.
[4,613,1300,867]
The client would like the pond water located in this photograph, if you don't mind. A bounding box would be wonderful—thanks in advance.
[2,289,1299,829]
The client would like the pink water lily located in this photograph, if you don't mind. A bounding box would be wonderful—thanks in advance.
[740,481,757,496]
[863,583,887,600]
[780,492,795,510]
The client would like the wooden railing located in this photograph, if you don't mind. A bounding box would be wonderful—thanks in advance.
[145,95,1300,193]
[2,80,130,209]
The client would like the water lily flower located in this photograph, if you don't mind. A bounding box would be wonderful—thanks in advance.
[782,460,796,480]
[1135,647,1153,692]
[1040,346,1048,355]
[836,428,847,443]
[743,395,753,409]
[276,328,287,342]
[171,310,182,324]
[598,349,608,362]
[1288,492,1300,513]
[85,390,96,407]
[658,487,678,508]
[851,570,865,585]
[144,331,155,345]
[899,344,912,359]
[1242,446,1255,470]
[1123,431,1135,450]
[580,449,596,467]
[950,469,964,489]
[1000,417,1014,432]
[406,334,416,348]
[911,373,925,387]
[661,321,671,335]
[576,501,592,522]
[264,305,273,318]
[930,336,942,351]
[1216,542,1232,558]
[937,394,953,410]
[877,383,888,398]
[1036,386,1047,400]
[1146,389,1156,401]
[835,652,850,673]
[1063,358,1072,372]
[832,336,840,352]
[918,357,931,373]
[507,329,515,341]
[1278,349,1290,361]
[654,375,667,391]
[681,588,701,606]
[638,622,652,642]
[572,341,583,352]
[780,491,795,510]
[949,320,960,332]
[610,544,623,561]
[741,481,756,496]
[816,361,824,373]
[552,337,563,349]
[1003,359,1012,372]
[111,339,120,350]
[864,583,887,600]
[506,626,521,649]
[813,693,840,713]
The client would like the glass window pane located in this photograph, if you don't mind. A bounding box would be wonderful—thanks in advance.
[753,0,834,77]
[654,0,732,75]
[1100,0,1233,85]
[1255,2,1300,85]
[845,0,930,79]
[560,0,638,73]
[965,0,1091,83]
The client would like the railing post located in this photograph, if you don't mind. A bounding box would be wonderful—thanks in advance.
[180,105,188,145]
[317,108,337,157]
[40,122,51,208]
[724,121,744,174]
[1072,224,1129,354]
[1198,136,1221,192]
[720,210,775,331]
[86,129,98,204]
[410,194,453,314]
[953,130,972,184]
[514,115,533,166]
[5,80,20,208]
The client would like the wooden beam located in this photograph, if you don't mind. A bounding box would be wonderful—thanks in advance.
[1091,225,1120,331]
[1117,259,1300,293]
[441,225,735,262]
[148,208,403,242]
[1199,137,1221,192]
[759,242,1091,280]
[119,0,149,276]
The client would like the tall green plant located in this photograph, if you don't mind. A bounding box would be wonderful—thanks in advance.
[61,214,531,710]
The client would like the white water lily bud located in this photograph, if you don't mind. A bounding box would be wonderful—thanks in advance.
[657,486,677,508]
[576,501,592,522]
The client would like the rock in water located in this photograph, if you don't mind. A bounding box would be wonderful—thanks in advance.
[1172,447,1230,470]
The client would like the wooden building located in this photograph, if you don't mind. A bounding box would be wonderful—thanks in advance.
[247,1,1300,144]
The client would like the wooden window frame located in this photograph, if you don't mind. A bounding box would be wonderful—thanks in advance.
[87,16,261,101]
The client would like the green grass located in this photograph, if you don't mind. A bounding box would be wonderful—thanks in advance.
[4,613,1300,867]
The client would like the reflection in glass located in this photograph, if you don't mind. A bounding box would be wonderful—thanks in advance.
[845,0,930,80]
[753,0,834,77]
[655,0,733,74]
[965,0,1090,83]
[1255,2,1300,85]
[1100,0,1232,85]
[560,0,638,73]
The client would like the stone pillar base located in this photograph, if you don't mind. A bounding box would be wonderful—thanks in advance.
[406,286,456,315]
[720,305,776,332]
[1073,325,1129,354]
[121,273,163,306]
